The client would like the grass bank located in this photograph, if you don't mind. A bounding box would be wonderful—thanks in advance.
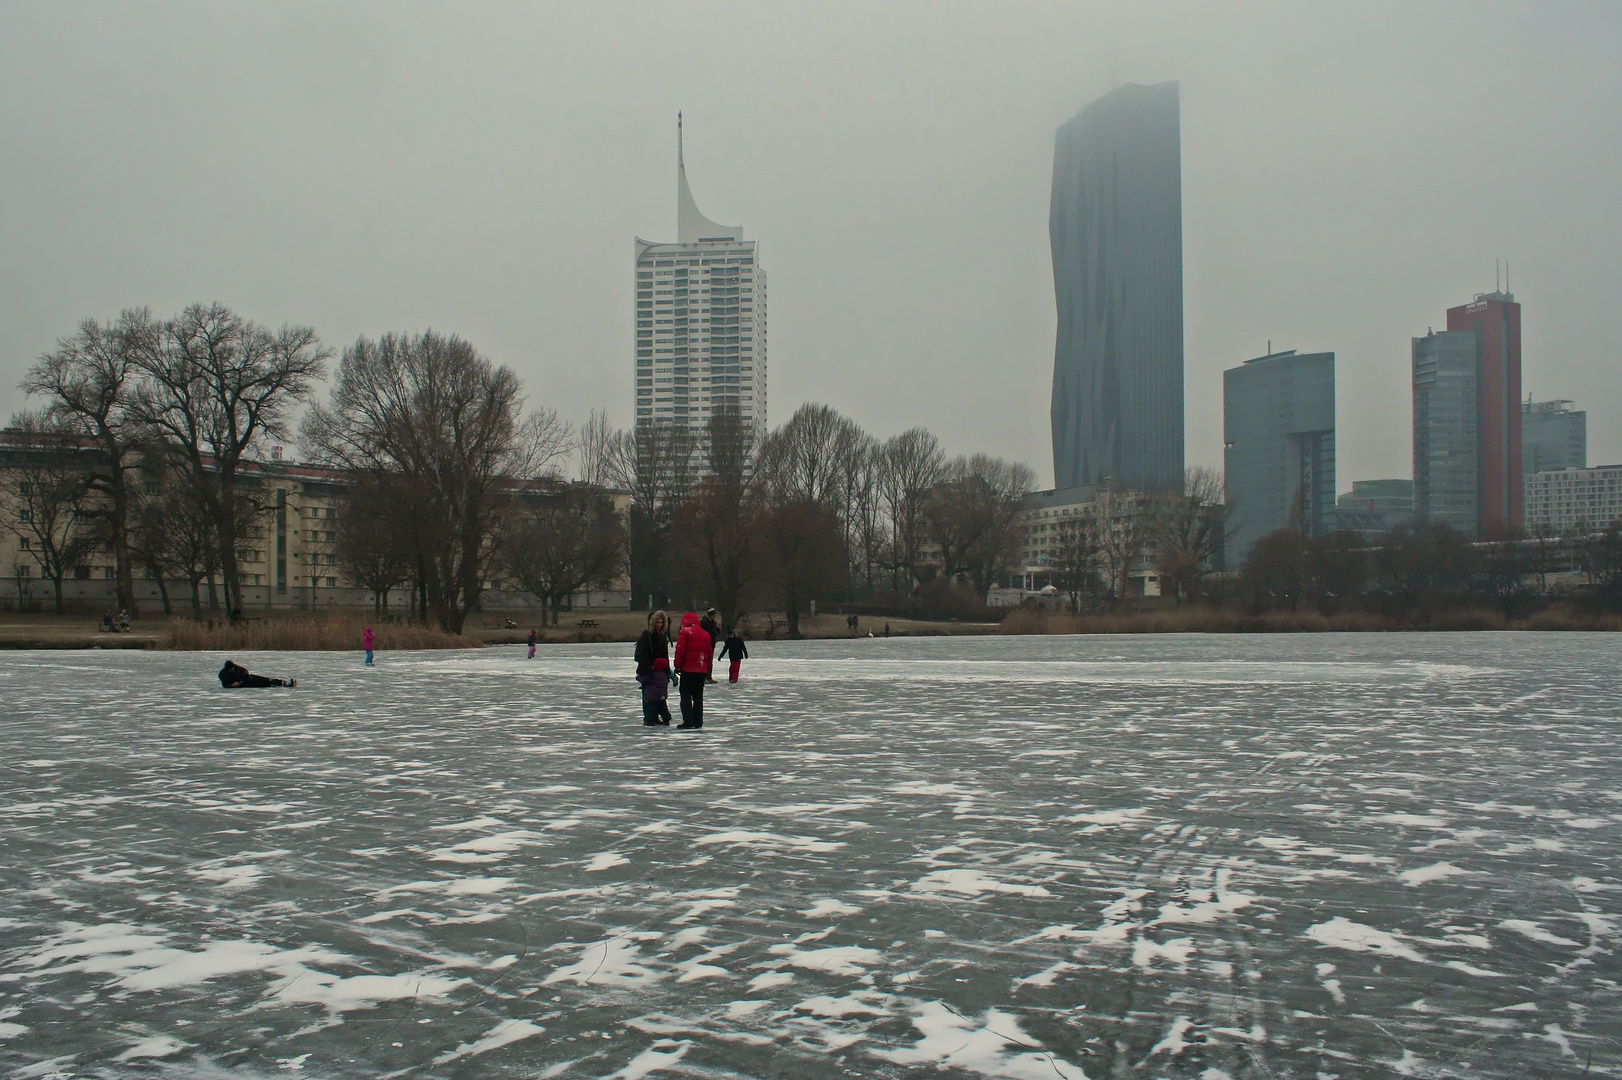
[158,616,477,651]
[998,605,1622,635]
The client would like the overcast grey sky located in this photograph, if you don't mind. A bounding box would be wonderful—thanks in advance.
[2,1,1618,487]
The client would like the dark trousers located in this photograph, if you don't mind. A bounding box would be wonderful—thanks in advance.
[229,674,286,688]
[642,697,672,725]
[678,672,706,727]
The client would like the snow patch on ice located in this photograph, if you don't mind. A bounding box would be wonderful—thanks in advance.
[432,1019,546,1064]
[605,1038,691,1079]
[544,937,664,989]
[870,1003,1089,1079]
[693,830,844,853]
[1156,868,1257,924]
[1397,862,1472,886]
[1367,813,1450,828]
[794,991,891,1017]
[1066,807,1148,827]
[114,1035,189,1060]
[190,864,267,889]
[1147,1015,1193,1058]
[768,944,882,976]
[1305,917,1425,962]
[1133,936,1195,967]
[1013,961,1078,988]
[802,899,861,918]
[1500,920,1581,947]
[911,869,1052,898]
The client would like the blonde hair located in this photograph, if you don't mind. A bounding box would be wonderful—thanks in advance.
[649,610,670,633]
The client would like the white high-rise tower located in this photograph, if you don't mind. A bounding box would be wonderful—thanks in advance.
[633,114,767,470]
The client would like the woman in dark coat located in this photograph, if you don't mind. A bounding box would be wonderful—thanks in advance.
[634,611,673,726]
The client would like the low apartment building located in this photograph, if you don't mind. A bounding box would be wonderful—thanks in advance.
[1524,465,1622,534]
[1,433,631,614]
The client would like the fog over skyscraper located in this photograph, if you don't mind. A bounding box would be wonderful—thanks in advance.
[634,115,767,467]
[1049,81,1184,493]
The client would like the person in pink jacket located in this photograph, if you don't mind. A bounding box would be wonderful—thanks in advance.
[363,625,376,666]
[671,611,712,729]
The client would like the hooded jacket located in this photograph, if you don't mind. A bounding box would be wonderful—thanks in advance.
[672,612,713,675]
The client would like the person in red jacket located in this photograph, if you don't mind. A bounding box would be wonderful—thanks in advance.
[672,611,712,729]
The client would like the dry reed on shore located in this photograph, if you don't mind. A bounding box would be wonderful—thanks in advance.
[159,616,477,651]
[998,605,1622,635]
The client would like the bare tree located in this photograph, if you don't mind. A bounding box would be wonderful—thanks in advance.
[626,420,697,607]
[1049,508,1104,614]
[754,403,867,510]
[758,497,845,639]
[333,473,416,612]
[0,420,101,613]
[836,433,883,599]
[704,403,754,489]
[505,484,626,625]
[1092,485,1158,603]
[23,308,158,617]
[127,470,182,616]
[302,330,567,633]
[875,427,947,594]
[665,406,759,627]
[131,303,329,621]
[924,454,1035,597]
[576,409,636,489]
[1153,466,1231,605]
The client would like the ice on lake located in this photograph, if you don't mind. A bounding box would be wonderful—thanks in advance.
[1,632,1619,1078]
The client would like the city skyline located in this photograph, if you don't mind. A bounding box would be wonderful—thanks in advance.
[0,5,1618,487]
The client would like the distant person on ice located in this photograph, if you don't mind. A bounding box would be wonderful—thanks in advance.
[218,660,295,688]
[363,625,375,666]
[699,609,721,684]
[719,629,748,683]
[673,611,712,729]
[634,611,672,726]
[527,628,537,659]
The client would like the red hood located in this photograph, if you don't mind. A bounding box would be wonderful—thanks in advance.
[681,612,700,629]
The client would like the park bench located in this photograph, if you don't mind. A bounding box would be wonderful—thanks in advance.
[577,619,599,629]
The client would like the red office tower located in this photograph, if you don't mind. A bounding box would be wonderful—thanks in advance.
[1446,291,1522,533]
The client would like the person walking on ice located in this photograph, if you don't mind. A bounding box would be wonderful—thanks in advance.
[720,628,748,683]
[527,628,537,659]
[673,611,712,729]
[635,611,673,726]
[363,625,375,666]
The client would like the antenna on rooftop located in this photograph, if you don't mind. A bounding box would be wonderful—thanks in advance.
[1506,261,1510,294]
[1496,259,1501,293]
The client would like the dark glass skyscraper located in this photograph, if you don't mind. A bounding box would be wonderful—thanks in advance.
[1049,81,1184,492]
[1223,349,1336,564]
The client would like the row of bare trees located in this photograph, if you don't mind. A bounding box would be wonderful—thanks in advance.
[11,313,619,631]
[7,305,329,617]
[564,402,1037,636]
[1237,519,1622,618]
[14,306,1046,634]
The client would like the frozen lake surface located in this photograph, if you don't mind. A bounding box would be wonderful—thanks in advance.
[1,633,1619,1079]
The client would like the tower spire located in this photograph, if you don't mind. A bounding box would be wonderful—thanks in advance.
[675,113,742,244]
